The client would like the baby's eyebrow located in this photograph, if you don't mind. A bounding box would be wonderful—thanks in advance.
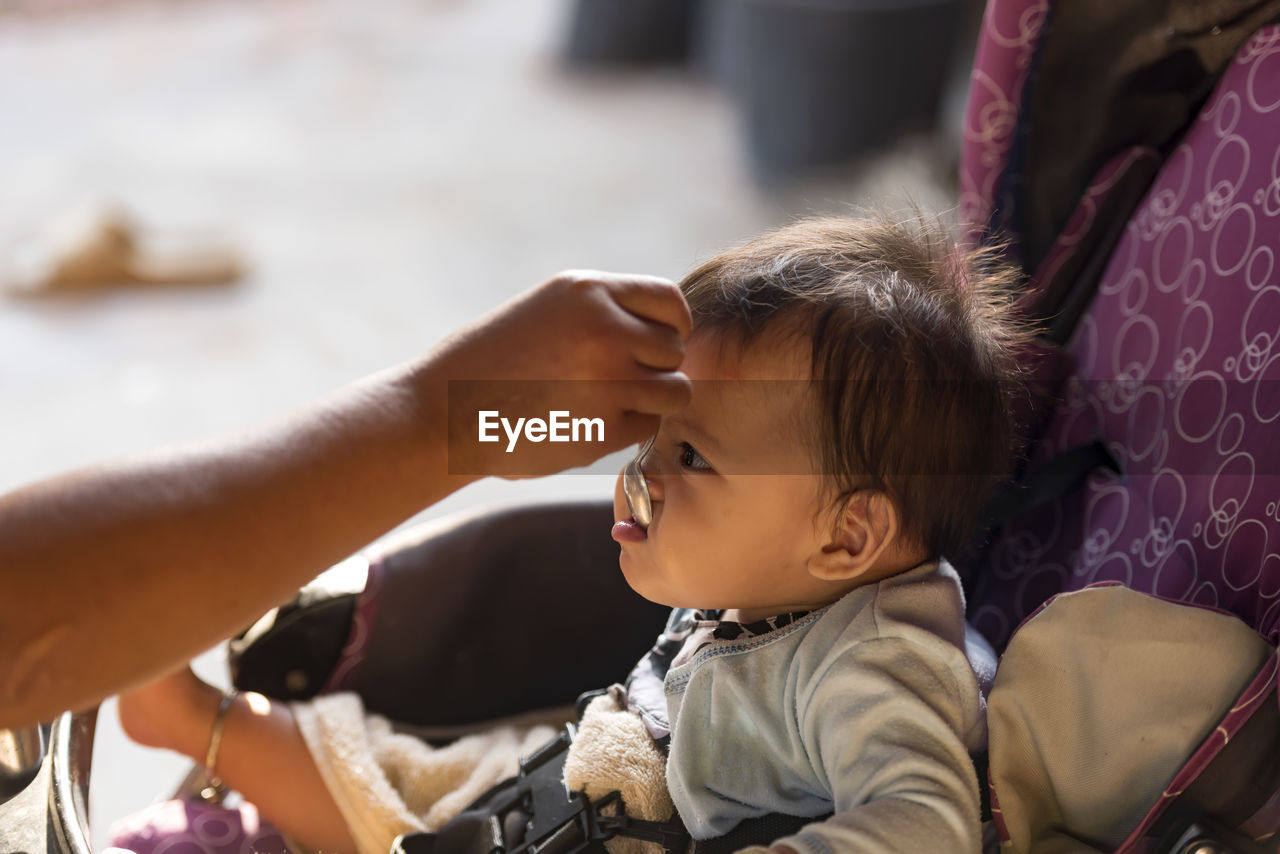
[667,415,724,457]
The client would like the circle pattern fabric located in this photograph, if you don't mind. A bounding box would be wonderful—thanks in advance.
[966,24,1280,649]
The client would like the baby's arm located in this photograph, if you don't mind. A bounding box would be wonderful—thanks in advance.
[118,667,359,853]
[777,637,985,854]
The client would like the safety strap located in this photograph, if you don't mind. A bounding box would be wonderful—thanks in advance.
[686,814,819,854]
[392,725,691,854]
[979,440,1121,534]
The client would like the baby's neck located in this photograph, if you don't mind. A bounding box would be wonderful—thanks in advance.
[721,605,812,624]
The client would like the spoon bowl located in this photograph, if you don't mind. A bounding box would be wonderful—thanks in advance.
[622,436,656,529]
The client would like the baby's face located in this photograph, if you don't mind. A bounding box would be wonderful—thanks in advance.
[612,331,844,622]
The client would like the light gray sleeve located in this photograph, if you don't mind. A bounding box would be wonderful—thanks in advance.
[773,636,983,854]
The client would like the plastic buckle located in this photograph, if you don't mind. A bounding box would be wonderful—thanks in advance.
[509,725,689,854]
[592,792,690,854]
[393,724,689,854]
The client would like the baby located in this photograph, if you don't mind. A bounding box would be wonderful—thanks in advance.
[606,214,1023,853]
[117,214,1024,854]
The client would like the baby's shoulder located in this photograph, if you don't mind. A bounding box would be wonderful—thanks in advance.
[797,564,973,684]
[867,559,968,643]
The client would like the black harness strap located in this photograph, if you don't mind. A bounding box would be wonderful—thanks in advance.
[689,814,821,854]
[979,440,1122,535]
[393,725,691,854]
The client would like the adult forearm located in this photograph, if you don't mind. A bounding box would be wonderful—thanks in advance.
[0,271,693,727]
[0,356,469,727]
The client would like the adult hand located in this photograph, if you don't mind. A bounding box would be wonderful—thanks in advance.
[432,270,693,477]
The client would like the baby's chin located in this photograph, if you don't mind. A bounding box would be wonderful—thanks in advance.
[615,550,648,597]
[615,550,669,606]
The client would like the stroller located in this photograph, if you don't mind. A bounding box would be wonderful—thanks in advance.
[24,0,1280,851]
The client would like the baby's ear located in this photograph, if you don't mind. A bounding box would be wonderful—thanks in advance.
[808,490,900,582]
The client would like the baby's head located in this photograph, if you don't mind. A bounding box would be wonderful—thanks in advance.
[612,214,1026,619]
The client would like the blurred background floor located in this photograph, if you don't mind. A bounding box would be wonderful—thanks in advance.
[0,0,954,842]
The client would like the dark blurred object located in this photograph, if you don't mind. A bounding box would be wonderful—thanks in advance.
[1012,0,1280,279]
[230,500,669,728]
[703,0,964,176]
[564,0,967,178]
[229,557,364,702]
[0,723,44,803]
[564,0,702,65]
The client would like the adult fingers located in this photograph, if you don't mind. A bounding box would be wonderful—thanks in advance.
[614,371,692,420]
[624,316,686,371]
[592,272,693,342]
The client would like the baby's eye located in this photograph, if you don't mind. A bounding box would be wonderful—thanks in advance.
[679,442,713,472]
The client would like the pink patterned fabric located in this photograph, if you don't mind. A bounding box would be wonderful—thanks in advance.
[106,798,291,854]
[968,25,1280,649]
[958,0,1048,244]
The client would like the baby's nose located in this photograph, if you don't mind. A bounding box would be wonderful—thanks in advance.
[642,468,664,503]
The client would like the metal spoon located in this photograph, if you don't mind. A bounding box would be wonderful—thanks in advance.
[623,436,656,529]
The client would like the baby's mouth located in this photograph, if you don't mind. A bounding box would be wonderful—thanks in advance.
[611,516,647,543]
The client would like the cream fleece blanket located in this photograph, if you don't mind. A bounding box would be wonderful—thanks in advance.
[292,689,672,854]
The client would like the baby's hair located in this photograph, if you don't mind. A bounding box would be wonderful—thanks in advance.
[680,213,1030,559]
